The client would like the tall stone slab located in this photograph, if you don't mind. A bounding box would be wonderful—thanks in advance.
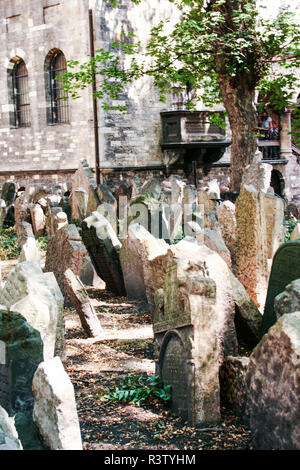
[14,194,31,232]
[235,185,269,308]
[263,193,285,262]
[29,204,45,238]
[71,159,100,220]
[32,357,82,450]
[0,262,58,361]
[45,224,89,304]
[153,258,220,426]
[246,312,300,450]
[64,268,103,338]
[0,310,43,416]
[120,223,168,301]
[170,240,238,361]
[216,201,237,268]
[81,212,126,296]
[144,238,238,361]
[44,272,66,360]
[260,240,300,336]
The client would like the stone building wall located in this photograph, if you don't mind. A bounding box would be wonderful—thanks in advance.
[92,0,179,170]
[0,0,95,179]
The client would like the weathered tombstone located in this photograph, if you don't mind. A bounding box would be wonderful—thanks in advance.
[274,278,300,320]
[0,199,7,228]
[0,406,23,450]
[0,262,58,361]
[246,312,300,450]
[170,240,238,361]
[14,194,31,231]
[64,268,103,338]
[45,224,89,304]
[219,356,250,418]
[29,204,45,237]
[80,255,105,288]
[128,193,161,235]
[154,258,220,426]
[263,193,285,262]
[120,223,168,301]
[140,178,162,199]
[216,200,237,267]
[241,149,273,193]
[73,188,88,221]
[235,184,269,308]
[1,180,16,207]
[260,240,300,337]
[0,310,43,416]
[44,272,66,360]
[291,223,300,241]
[71,159,100,219]
[203,228,232,269]
[32,357,82,450]
[229,272,262,347]
[81,213,126,296]
[18,222,40,264]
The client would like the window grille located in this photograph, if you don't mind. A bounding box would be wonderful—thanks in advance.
[48,52,69,124]
[12,60,30,128]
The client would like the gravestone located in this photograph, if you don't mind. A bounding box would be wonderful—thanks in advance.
[0,310,43,416]
[1,180,16,207]
[81,212,126,296]
[120,223,168,302]
[260,239,300,337]
[45,224,89,304]
[235,185,269,308]
[64,268,103,338]
[32,357,82,450]
[0,262,58,360]
[153,258,220,426]
[246,312,300,449]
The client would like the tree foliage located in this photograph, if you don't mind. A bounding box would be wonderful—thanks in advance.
[61,0,300,188]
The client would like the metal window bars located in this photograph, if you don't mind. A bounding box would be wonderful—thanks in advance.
[49,52,69,124]
[13,60,30,128]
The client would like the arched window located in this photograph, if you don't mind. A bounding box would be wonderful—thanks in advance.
[45,50,69,125]
[9,58,30,128]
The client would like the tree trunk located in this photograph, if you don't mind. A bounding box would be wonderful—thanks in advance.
[218,76,258,193]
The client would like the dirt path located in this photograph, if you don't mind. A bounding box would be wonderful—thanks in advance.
[64,288,254,451]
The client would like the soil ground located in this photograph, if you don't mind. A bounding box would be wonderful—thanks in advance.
[64,287,254,451]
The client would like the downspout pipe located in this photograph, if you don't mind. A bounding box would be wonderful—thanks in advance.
[89,8,101,184]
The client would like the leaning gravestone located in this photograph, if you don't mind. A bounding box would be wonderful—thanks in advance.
[260,239,300,337]
[45,224,89,304]
[81,212,126,296]
[44,272,66,360]
[0,310,43,416]
[153,257,220,426]
[32,357,82,450]
[0,262,58,361]
[64,268,103,338]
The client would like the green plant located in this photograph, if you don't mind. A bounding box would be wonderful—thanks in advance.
[36,236,48,251]
[101,374,172,407]
[0,227,21,260]
[284,218,299,242]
